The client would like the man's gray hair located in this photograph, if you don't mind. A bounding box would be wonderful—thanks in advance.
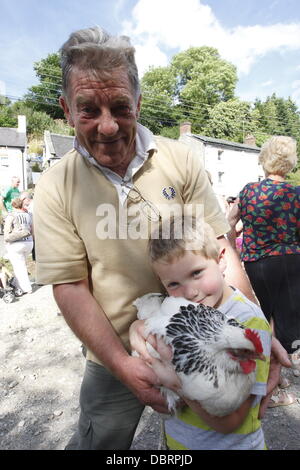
[60,26,140,101]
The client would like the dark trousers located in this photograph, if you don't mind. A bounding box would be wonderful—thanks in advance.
[245,254,300,354]
[65,360,144,450]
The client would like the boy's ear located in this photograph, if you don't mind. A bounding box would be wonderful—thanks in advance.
[218,248,227,273]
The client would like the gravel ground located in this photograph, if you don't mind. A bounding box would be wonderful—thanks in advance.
[1,235,300,450]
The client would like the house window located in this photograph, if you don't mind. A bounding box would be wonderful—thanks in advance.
[0,155,9,167]
[217,150,223,160]
[218,171,224,183]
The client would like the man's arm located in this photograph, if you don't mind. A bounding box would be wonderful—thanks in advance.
[217,236,257,303]
[53,279,169,413]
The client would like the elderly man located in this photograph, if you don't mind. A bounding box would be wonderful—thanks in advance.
[33,26,289,450]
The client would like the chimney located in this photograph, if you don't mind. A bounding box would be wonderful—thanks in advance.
[17,115,26,133]
[180,121,192,135]
[244,134,256,147]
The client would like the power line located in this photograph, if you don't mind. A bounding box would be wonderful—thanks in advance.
[2,91,300,137]
[4,91,300,127]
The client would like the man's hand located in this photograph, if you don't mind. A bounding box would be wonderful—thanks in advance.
[118,355,170,414]
[259,337,291,418]
[129,320,153,363]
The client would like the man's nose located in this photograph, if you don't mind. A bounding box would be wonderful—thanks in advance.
[97,110,119,136]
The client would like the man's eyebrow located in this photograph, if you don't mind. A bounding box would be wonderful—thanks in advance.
[75,96,94,106]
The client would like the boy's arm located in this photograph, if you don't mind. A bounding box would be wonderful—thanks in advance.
[182,395,255,434]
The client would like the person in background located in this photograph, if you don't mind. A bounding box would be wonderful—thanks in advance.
[0,176,21,214]
[20,191,34,214]
[228,135,300,406]
[4,197,33,296]
[20,191,35,261]
[33,26,290,450]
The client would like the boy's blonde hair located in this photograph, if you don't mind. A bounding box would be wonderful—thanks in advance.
[259,136,298,177]
[149,216,220,263]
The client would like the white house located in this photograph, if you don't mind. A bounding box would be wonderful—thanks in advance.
[43,130,74,168]
[0,115,28,191]
[179,122,264,201]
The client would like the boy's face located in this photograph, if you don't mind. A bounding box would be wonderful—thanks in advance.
[153,251,227,309]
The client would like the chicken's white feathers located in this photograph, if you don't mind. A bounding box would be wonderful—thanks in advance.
[133,294,262,417]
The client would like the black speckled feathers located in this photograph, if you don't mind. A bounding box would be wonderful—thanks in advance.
[165,303,243,383]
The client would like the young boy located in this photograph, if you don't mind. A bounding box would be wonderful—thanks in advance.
[130,216,271,450]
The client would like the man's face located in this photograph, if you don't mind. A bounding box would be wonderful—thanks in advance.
[60,67,141,177]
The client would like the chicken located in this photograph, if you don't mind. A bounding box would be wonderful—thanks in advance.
[133,293,265,417]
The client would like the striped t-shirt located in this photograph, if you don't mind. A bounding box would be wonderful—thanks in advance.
[164,288,272,450]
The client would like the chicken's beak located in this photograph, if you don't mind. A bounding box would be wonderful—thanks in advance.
[255,352,266,362]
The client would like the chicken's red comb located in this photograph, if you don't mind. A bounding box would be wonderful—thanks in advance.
[245,329,263,353]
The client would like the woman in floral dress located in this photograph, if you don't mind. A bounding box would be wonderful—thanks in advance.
[228,136,300,406]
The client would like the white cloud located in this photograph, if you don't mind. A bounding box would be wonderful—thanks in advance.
[292,80,300,89]
[122,0,300,77]
[261,80,273,87]
[135,43,169,77]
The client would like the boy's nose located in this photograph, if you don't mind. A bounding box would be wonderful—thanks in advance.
[184,286,198,301]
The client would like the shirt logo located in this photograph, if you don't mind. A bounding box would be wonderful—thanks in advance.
[162,187,176,200]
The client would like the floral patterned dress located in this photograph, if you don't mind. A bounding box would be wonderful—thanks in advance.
[238,178,300,262]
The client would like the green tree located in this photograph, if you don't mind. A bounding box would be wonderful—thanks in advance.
[254,94,300,142]
[0,105,17,127]
[202,99,259,143]
[171,47,237,131]
[24,53,64,119]
[253,94,300,170]
[140,47,238,135]
[140,66,180,134]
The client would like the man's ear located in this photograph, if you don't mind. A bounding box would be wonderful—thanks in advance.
[59,96,74,128]
[135,94,142,118]
[218,248,227,274]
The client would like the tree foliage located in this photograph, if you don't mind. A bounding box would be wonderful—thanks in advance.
[23,53,64,119]
[1,44,299,173]
[202,99,260,143]
[140,46,238,134]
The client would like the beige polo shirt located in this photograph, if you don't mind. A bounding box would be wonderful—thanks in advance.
[34,136,230,364]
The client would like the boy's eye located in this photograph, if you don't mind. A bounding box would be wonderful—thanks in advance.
[167,282,179,289]
[192,270,202,277]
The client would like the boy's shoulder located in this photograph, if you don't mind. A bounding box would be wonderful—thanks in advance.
[219,288,269,329]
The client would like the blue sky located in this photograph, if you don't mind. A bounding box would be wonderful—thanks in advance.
[1,0,300,109]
